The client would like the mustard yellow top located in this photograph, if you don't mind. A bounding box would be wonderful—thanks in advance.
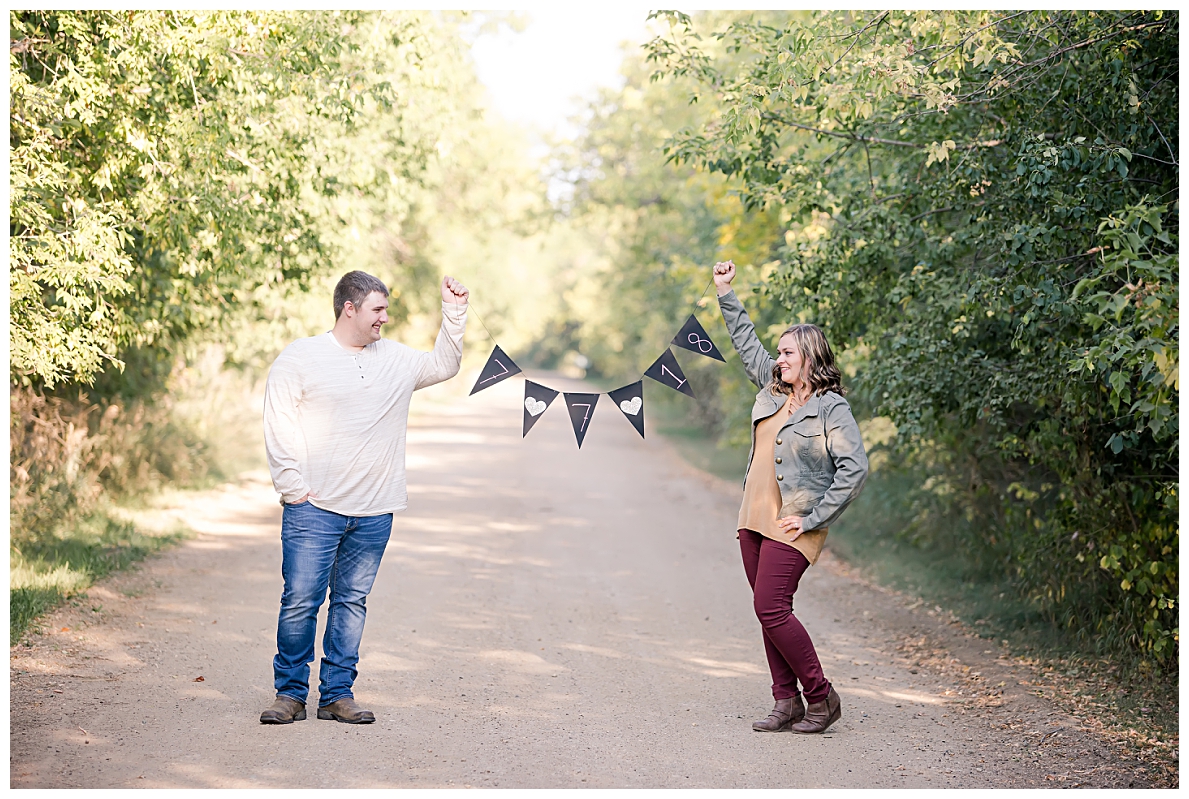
[737,393,828,564]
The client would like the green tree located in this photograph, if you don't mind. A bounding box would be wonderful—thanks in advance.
[646,10,1178,663]
[10,10,461,389]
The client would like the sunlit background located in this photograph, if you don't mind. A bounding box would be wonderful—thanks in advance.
[468,9,654,141]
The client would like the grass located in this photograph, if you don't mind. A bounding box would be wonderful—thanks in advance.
[10,361,264,646]
[827,470,1059,648]
[828,470,1176,676]
[10,508,191,643]
[827,470,1179,744]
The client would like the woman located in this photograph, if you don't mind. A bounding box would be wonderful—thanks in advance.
[713,260,868,735]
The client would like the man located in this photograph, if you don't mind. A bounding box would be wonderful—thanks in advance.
[259,270,469,724]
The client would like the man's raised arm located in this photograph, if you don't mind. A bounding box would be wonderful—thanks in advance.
[415,275,469,390]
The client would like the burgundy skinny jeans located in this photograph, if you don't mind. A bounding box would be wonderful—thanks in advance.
[738,528,832,704]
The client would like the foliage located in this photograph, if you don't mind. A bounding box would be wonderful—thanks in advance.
[645,10,1178,664]
[11,387,206,528]
[10,10,461,389]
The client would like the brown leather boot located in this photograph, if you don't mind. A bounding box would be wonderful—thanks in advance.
[317,697,375,724]
[790,686,841,734]
[752,695,806,732]
[259,695,306,724]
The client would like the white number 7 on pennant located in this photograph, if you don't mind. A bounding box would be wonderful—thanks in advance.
[480,359,509,384]
[563,392,601,448]
[470,345,523,395]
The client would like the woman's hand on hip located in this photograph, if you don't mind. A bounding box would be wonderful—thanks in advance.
[713,260,736,296]
[776,515,804,540]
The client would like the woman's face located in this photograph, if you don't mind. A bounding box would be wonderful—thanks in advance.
[776,334,805,388]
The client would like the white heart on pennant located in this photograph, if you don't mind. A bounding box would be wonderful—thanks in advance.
[619,397,642,416]
[524,397,547,417]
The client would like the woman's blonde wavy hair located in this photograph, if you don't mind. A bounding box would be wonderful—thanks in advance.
[769,323,846,397]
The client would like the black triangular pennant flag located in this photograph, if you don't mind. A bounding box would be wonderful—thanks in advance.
[563,392,600,448]
[608,381,645,439]
[672,315,725,362]
[522,380,560,437]
[644,348,695,397]
[469,344,522,395]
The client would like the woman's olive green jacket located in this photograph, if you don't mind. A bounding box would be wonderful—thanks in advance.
[718,289,869,533]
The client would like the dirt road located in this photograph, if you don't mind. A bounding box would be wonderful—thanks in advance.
[10,372,1151,788]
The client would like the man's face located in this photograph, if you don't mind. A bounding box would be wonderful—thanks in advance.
[345,291,389,344]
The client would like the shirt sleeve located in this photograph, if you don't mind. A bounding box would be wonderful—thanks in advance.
[414,301,468,390]
[263,350,311,504]
[801,397,869,531]
[717,289,777,389]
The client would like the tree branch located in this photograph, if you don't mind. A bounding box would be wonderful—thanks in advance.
[761,114,921,148]
[1146,115,1177,168]
[909,206,958,223]
[922,10,1033,69]
[1016,19,1163,71]
[955,18,1167,103]
[823,11,889,76]
[763,113,1008,152]
[10,38,49,54]
[1040,246,1105,267]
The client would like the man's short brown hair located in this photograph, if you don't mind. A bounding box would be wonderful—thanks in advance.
[333,271,390,319]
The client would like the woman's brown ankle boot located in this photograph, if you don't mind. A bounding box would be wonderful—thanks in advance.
[752,695,806,732]
[789,687,841,734]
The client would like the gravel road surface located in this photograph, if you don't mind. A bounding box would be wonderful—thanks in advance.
[10,372,1144,788]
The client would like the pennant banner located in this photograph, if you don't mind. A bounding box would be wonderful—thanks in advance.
[672,315,725,362]
[608,381,645,439]
[466,289,727,445]
[563,392,600,448]
[644,348,695,398]
[470,345,523,395]
[522,380,560,437]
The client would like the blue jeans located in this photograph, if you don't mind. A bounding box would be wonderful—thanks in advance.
[273,502,392,706]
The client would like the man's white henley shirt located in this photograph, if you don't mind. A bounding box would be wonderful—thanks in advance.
[263,302,467,516]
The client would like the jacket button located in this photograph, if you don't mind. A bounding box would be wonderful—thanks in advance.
[775,438,782,445]
[777,474,783,481]
[775,457,782,464]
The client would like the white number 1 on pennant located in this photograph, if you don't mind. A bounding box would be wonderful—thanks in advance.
[480,359,509,384]
[573,403,592,431]
[660,365,686,389]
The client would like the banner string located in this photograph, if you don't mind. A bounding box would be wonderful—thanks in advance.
[464,301,500,345]
[464,278,719,368]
